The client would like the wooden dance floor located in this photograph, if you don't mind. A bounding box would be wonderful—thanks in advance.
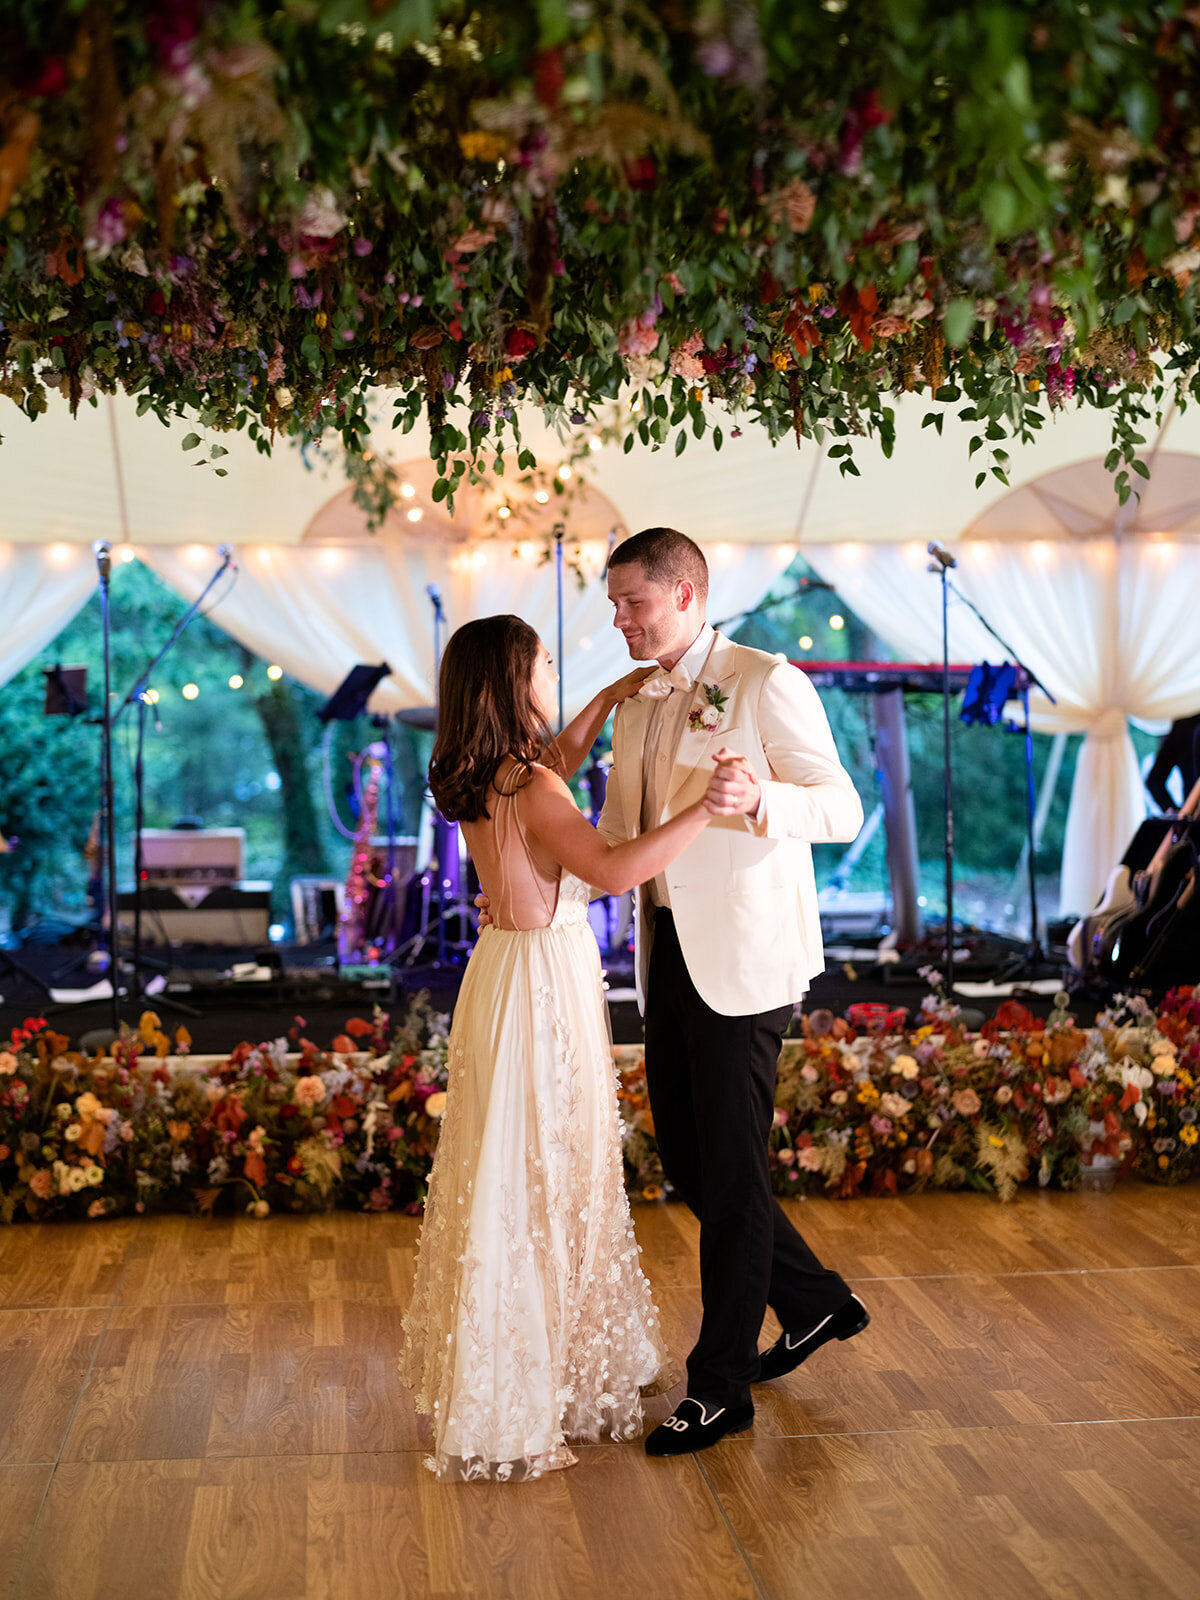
[4,1187,1200,1600]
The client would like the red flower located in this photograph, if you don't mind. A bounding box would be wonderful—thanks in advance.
[533,48,565,110]
[287,1155,304,1175]
[344,1017,374,1038]
[504,326,537,360]
[22,56,68,97]
[23,1017,46,1033]
[147,289,166,318]
[279,1104,298,1120]
[624,156,658,191]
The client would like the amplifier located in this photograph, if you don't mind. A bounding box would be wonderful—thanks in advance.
[138,828,244,887]
[117,882,272,946]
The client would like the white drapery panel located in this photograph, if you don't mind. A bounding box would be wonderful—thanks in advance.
[0,542,99,689]
[802,538,1200,914]
[139,539,792,721]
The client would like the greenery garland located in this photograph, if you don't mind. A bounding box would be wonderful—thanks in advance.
[1,987,1196,1224]
[3,3,1200,516]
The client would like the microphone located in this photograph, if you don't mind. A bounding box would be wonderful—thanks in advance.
[92,539,112,579]
[927,541,957,570]
[217,543,236,570]
[426,584,444,617]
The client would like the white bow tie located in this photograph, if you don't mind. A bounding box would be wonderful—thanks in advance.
[639,663,694,699]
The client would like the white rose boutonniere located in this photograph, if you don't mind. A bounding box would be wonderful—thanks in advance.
[688,682,729,732]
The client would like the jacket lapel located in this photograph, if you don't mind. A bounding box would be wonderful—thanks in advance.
[615,694,650,836]
[665,633,739,808]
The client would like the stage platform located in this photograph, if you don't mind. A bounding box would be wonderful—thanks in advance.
[3,1187,1199,1599]
[0,927,1104,1053]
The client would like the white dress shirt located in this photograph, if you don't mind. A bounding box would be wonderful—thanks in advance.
[640,624,717,908]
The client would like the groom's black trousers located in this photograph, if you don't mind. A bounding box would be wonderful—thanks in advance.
[644,908,852,1408]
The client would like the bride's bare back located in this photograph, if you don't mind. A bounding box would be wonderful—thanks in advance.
[461,760,566,931]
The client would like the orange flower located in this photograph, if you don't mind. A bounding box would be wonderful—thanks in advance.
[167,1120,191,1143]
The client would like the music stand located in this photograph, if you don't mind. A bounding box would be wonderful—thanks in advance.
[318,663,392,724]
[44,664,88,718]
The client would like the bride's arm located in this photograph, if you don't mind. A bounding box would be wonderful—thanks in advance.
[541,666,656,780]
[521,765,713,895]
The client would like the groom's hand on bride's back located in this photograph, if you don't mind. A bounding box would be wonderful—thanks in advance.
[704,749,760,815]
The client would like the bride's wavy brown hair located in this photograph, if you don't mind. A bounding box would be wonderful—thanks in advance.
[428,615,552,822]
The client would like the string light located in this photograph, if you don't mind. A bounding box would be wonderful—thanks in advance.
[799,635,814,650]
[400,483,416,499]
[497,505,511,520]
[182,683,199,700]
[557,464,572,481]
[534,489,549,504]
[228,674,244,689]
[267,664,283,681]
[47,543,73,566]
[829,614,845,630]
[407,507,423,523]
[144,689,159,704]
[588,436,602,452]
[118,545,137,564]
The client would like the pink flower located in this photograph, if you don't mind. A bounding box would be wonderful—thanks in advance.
[798,1147,823,1171]
[618,320,659,357]
[952,1088,982,1116]
[29,1170,53,1199]
[294,1075,327,1108]
[669,331,705,380]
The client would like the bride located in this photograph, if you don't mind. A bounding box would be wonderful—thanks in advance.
[399,614,721,1481]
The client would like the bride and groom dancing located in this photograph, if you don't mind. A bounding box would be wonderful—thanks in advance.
[399,526,868,1480]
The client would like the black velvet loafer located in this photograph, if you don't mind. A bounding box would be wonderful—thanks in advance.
[756,1293,870,1383]
[644,1397,755,1457]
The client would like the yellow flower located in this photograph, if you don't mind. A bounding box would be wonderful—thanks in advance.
[808,284,826,303]
[1028,377,1040,391]
[642,1183,663,1201]
[458,130,507,164]
[771,349,788,370]
[1181,1125,1199,1146]
[424,1091,448,1119]
[989,1134,1004,1147]
[314,311,328,329]
[1158,1154,1170,1167]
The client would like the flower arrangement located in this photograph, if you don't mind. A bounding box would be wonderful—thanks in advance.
[1,987,1196,1223]
[2,3,1200,518]
[0,997,450,1223]
[767,988,1200,1201]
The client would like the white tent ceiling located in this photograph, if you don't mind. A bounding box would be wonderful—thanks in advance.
[4,388,1200,914]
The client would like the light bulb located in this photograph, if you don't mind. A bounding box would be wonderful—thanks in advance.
[182,683,199,700]
[267,664,283,681]
[228,674,244,689]
[829,614,845,630]
[407,507,423,523]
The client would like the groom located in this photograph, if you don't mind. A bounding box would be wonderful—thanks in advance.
[598,527,869,1456]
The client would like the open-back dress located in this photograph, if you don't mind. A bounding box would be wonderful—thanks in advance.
[398,768,665,1481]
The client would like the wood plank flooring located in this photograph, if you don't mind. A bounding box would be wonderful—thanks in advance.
[3,1188,1200,1600]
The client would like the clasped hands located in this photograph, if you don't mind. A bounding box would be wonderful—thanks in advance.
[703,748,760,817]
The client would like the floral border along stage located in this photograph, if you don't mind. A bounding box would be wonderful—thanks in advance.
[0,987,1197,1224]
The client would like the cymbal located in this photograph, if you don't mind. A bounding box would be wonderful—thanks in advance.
[397,704,438,730]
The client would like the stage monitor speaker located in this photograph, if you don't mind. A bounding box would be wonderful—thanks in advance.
[139,827,245,888]
[117,883,271,946]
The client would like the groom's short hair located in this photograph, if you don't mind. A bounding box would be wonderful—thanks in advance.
[609,527,709,603]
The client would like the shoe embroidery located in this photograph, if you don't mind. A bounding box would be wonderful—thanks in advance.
[664,1400,725,1431]
[784,1311,833,1351]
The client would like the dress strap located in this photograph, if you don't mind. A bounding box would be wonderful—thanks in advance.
[492,761,556,924]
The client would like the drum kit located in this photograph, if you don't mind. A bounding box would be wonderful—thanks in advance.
[352,708,629,971]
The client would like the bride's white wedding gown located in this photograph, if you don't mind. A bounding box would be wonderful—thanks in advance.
[399,785,665,1481]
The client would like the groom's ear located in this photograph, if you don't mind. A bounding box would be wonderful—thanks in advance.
[676,579,695,611]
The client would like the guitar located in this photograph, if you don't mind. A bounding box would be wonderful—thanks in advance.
[1068,774,1200,976]
[1094,825,1199,987]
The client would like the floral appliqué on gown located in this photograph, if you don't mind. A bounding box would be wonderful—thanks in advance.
[398,800,666,1481]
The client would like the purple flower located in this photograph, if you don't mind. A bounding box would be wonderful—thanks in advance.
[353,237,373,257]
[1157,1080,1177,1097]
[288,257,308,279]
[294,284,323,309]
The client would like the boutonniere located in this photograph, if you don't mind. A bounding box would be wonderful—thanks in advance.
[688,681,729,732]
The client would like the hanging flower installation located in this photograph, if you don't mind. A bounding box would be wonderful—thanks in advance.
[3,1,1200,512]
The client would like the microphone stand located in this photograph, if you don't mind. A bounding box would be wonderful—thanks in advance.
[927,544,957,995]
[92,541,122,1038]
[115,548,233,1014]
[554,523,565,733]
[943,578,1059,982]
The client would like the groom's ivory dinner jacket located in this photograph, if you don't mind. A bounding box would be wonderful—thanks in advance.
[597,631,864,1017]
